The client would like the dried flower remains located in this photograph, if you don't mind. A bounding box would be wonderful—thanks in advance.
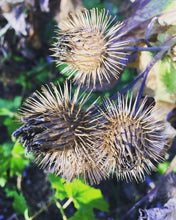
[13,82,105,185]
[52,8,128,89]
[98,94,167,182]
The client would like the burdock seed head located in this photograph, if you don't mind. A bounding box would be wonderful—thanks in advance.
[52,8,128,89]
[13,81,105,184]
[98,94,167,182]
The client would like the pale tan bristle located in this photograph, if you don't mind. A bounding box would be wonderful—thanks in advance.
[98,94,167,182]
[13,81,107,185]
[51,8,129,89]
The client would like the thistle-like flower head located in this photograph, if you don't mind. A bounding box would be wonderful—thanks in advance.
[98,94,166,182]
[13,82,105,184]
[52,8,128,89]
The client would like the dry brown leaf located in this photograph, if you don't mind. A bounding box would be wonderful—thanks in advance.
[133,52,176,141]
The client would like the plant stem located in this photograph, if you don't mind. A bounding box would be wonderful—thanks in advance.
[118,46,162,52]
[29,200,54,220]
[135,36,176,110]
[62,197,73,209]
[111,36,176,101]
[56,201,68,220]
[27,197,71,220]
[17,175,22,191]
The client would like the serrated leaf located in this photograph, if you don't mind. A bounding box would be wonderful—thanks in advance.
[6,190,28,214]
[64,179,109,213]
[48,173,67,200]
[48,174,109,219]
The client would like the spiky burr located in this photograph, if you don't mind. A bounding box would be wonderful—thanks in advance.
[52,8,128,89]
[98,94,167,182]
[13,82,105,184]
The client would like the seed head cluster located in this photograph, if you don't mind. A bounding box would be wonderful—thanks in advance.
[52,8,128,89]
[13,82,105,184]
[98,95,166,182]
[14,85,167,184]
[13,7,168,185]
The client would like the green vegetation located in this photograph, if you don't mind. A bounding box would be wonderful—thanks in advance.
[0,0,176,219]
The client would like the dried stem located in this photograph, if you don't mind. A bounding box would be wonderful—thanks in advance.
[111,36,176,101]
[119,46,162,52]
[119,155,176,220]
[135,36,176,110]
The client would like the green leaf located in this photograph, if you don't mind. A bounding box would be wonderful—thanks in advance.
[70,209,97,220]
[9,141,29,177]
[158,161,170,174]
[0,144,11,179]
[158,161,176,175]
[16,74,27,88]
[13,96,22,109]
[83,0,105,10]
[2,142,14,157]
[6,190,28,214]
[0,108,14,117]
[4,117,20,136]
[48,173,67,200]
[0,96,22,112]
[0,176,7,187]
[49,174,109,219]
[12,55,24,62]
[64,179,109,212]
[0,141,29,180]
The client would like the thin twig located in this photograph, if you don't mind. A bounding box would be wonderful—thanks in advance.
[119,155,176,220]
[111,36,176,101]
[135,36,176,109]
[28,197,70,220]
[29,200,54,220]
[119,46,162,52]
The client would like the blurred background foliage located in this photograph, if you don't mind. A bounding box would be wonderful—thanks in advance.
[0,0,176,219]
